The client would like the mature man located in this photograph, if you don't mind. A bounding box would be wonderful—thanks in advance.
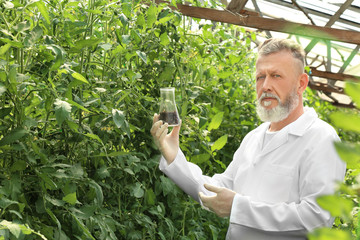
[150,38,346,239]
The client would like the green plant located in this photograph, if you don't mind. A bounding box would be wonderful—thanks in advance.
[0,0,259,239]
[308,81,360,240]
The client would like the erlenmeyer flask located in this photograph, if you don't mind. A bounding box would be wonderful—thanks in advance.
[159,87,180,126]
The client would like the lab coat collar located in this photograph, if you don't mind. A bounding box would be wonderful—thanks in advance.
[256,107,318,156]
[288,107,318,137]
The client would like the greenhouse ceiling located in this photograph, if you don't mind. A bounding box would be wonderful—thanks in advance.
[159,0,360,107]
[243,0,360,107]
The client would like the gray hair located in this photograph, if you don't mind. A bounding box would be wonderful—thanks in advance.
[258,38,305,73]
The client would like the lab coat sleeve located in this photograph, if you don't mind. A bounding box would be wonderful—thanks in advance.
[159,148,236,203]
[229,132,346,232]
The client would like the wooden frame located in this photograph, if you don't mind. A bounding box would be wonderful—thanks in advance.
[156,0,360,107]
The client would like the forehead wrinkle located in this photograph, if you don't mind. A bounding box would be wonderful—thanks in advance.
[256,67,283,76]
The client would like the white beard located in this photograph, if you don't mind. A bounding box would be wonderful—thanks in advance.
[256,89,299,123]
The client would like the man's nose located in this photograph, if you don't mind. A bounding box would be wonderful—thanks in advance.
[261,75,272,92]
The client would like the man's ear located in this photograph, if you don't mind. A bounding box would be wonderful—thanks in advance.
[298,73,309,95]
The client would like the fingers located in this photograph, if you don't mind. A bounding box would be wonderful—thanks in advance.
[150,116,165,137]
[199,192,213,208]
[204,184,222,193]
[158,124,168,144]
[152,113,160,125]
[151,122,168,140]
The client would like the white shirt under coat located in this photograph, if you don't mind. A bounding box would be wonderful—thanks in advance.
[159,107,346,240]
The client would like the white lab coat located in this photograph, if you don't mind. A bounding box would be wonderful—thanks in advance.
[159,107,346,240]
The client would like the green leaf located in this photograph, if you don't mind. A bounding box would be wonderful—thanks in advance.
[0,38,23,48]
[112,109,130,137]
[158,14,174,24]
[66,99,92,113]
[71,214,96,240]
[121,35,131,45]
[24,25,43,47]
[4,1,14,8]
[47,45,64,71]
[330,111,360,133]
[334,141,360,169]
[136,50,147,64]
[136,13,145,27]
[122,2,132,18]
[74,38,101,50]
[0,107,12,118]
[10,160,27,172]
[96,166,110,179]
[191,153,211,164]
[62,192,77,205]
[39,173,57,190]
[345,81,360,107]
[0,198,19,211]
[133,183,144,198]
[229,54,240,65]
[0,128,27,146]
[8,67,17,83]
[211,134,228,152]
[0,43,11,55]
[308,228,352,240]
[99,43,112,51]
[112,44,125,55]
[160,175,174,196]
[86,9,102,14]
[208,112,224,131]
[54,99,72,126]
[93,151,132,158]
[218,71,233,78]
[0,220,21,238]
[89,180,103,205]
[145,189,156,205]
[112,109,125,128]
[147,4,157,28]
[119,13,129,26]
[124,168,134,175]
[85,133,103,144]
[160,32,170,46]
[208,225,219,240]
[45,195,64,207]
[45,208,61,230]
[35,1,50,25]
[71,72,89,84]
[317,195,353,219]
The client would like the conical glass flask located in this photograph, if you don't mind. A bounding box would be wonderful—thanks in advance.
[159,87,180,126]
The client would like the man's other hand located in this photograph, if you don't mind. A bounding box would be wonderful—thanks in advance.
[199,184,236,218]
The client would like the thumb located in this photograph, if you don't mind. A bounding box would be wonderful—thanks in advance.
[204,184,222,193]
[170,119,181,137]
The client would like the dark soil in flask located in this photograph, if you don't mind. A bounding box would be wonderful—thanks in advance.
[159,111,180,126]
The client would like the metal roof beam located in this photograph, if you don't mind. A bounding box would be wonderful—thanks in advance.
[339,45,360,74]
[259,0,360,29]
[304,0,354,54]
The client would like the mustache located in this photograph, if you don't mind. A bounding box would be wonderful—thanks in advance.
[258,92,280,102]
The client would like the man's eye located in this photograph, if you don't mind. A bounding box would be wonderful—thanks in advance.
[274,74,281,78]
[256,76,265,81]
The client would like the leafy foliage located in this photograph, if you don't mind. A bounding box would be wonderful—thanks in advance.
[0,0,258,239]
[308,82,360,240]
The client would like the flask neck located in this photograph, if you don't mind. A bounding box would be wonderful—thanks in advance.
[160,88,176,101]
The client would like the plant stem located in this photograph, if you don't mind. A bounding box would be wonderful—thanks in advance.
[181,203,188,236]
